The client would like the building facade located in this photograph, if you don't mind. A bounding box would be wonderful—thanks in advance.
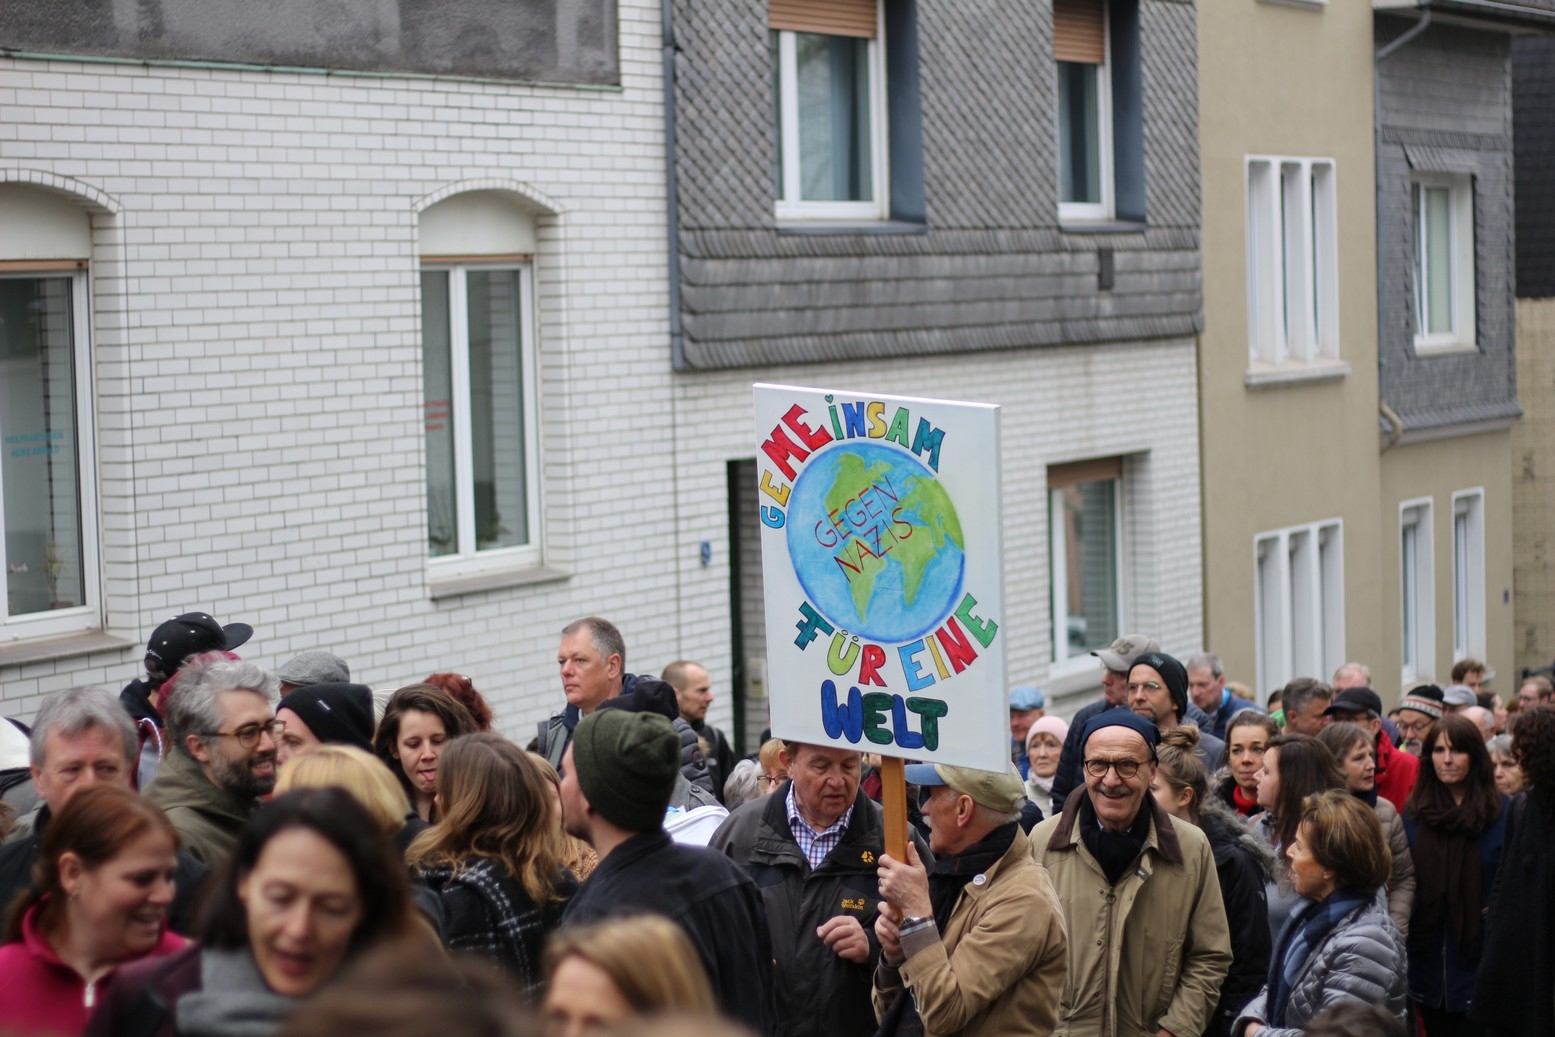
[1,0,1207,743]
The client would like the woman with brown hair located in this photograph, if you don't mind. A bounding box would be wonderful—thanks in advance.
[1317,722,1415,935]
[541,914,716,1037]
[1219,711,1279,820]
[0,785,186,1035]
[1150,725,1274,1037]
[373,684,479,822]
[1232,790,1406,1037]
[406,732,575,998]
[1252,733,1348,942]
[1403,714,1507,1036]
[529,752,598,883]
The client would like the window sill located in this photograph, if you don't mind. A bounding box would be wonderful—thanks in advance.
[1412,338,1478,358]
[1059,220,1148,235]
[775,220,928,237]
[1258,0,1327,8]
[0,630,136,669]
[1244,358,1351,389]
[428,564,571,601]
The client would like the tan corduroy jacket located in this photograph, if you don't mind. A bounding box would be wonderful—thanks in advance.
[871,824,1068,1037]
[1032,790,1233,1037]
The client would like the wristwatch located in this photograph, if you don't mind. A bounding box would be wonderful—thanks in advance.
[899,915,935,936]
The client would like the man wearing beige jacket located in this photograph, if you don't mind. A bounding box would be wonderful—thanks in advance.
[1033,710,1232,1037]
[872,762,1067,1037]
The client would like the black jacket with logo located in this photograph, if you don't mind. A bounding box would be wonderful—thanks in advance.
[710,785,933,1037]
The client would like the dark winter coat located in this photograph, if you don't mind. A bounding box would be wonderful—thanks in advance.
[562,828,776,1035]
[709,785,931,1037]
[536,674,715,795]
[1472,791,1555,1036]
[1403,798,1508,1013]
[1200,799,1276,1037]
[416,856,574,1000]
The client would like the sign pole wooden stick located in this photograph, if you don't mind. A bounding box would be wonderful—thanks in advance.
[881,755,908,861]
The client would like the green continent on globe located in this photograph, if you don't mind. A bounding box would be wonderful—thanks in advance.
[821,450,964,625]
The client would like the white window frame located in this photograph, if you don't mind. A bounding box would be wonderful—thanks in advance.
[1048,472,1126,674]
[773,11,890,223]
[422,262,543,577]
[1056,6,1115,224]
[1253,519,1344,701]
[1246,156,1339,369]
[0,268,101,643]
[1399,498,1435,683]
[1412,173,1477,355]
[1451,488,1485,663]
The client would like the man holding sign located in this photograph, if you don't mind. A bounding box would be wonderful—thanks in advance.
[871,762,1067,1037]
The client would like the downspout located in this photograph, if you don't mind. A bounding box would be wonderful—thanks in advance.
[663,0,687,372]
[1374,7,1432,452]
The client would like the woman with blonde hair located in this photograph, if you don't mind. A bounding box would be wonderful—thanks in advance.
[273,744,428,855]
[528,753,598,883]
[542,915,716,1037]
[407,733,574,998]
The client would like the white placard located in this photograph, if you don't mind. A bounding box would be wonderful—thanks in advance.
[754,384,1008,770]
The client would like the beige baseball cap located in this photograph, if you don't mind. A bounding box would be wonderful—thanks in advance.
[1092,633,1161,673]
[904,762,1025,813]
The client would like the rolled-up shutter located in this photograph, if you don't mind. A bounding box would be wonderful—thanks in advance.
[769,0,877,39]
[1053,0,1106,63]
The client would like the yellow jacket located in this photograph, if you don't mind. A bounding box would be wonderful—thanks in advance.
[1032,791,1232,1037]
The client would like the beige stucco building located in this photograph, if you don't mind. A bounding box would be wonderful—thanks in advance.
[1197,0,1522,708]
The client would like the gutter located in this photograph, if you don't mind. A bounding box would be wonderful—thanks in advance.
[662,0,688,372]
[1374,8,1433,453]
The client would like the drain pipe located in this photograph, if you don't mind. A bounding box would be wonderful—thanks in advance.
[662,0,687,372]
[1375,6,1431,452]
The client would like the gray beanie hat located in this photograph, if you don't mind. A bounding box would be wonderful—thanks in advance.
[572,709,679,833]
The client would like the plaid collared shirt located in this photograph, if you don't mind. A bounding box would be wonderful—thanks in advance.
[786,783,854,871]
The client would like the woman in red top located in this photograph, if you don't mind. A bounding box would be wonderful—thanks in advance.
[0,783,186,1035]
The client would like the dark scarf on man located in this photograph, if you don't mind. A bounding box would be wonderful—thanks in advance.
[1079,794,1153,886]
[1411,786,1500,954]
[927,821,1017,929]
[1265,890,1371,1028]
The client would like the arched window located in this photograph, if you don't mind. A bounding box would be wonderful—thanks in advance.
[418,192,541,572]
[0,186,99,639]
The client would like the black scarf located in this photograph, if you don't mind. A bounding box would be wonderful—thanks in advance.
[927,822,1018,929]
[1411,792,1498,955]
[1079,794,1153,885]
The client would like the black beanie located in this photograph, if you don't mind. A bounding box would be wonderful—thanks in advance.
[1130,652,1190,721]
[572,709,678,833]
[597,676,680,720]
[279,682,375,753]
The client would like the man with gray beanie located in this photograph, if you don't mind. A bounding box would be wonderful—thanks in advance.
[559,709,775,1034]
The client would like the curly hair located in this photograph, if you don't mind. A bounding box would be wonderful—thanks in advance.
[422,672,494,731]
[1511,705,1555,814]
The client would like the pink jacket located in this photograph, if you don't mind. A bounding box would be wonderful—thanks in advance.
[0,900,187,1036]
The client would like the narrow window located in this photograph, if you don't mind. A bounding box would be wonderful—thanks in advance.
[1048,457,1123,665]
[1055,0,1113,221]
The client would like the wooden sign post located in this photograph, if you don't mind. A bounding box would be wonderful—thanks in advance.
[880,755,908,861]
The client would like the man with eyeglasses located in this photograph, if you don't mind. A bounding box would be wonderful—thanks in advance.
[1393,688,1445,757]
[1048,633,1161,815]
[710,741,930,1037]
[1033,711,1232,1037]
[144,653,281,866]
[1128,651,1225,771]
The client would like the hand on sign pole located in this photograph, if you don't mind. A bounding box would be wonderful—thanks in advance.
[875,901,905,967]
[876,842,933,919]
[817,915,870,963]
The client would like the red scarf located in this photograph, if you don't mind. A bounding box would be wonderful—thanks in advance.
[1233,783,1263,818]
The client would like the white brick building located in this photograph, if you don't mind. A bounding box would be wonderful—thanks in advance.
[1,0,1203,749]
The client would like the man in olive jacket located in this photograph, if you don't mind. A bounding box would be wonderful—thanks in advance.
[1032,710,1232,1037]
[710,743,931,1037]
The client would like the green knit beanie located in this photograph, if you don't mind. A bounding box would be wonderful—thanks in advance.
[572,709,679,832]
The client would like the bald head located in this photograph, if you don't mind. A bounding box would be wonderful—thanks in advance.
[1461,706,1495,741]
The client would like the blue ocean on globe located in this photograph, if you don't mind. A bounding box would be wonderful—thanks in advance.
[785,440,966,644]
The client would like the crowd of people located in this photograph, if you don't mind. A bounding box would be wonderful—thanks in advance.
[0,611,1552,1037]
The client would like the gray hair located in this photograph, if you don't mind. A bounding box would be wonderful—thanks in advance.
[1488,733,1513,758]
[163,654,280,757]
[1281,677,1334,716]
[562,616,626,667]
[1186,653,1223,678]
[1333,661,1372,685]
[722,758,764,811]
[29,685,138,769]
